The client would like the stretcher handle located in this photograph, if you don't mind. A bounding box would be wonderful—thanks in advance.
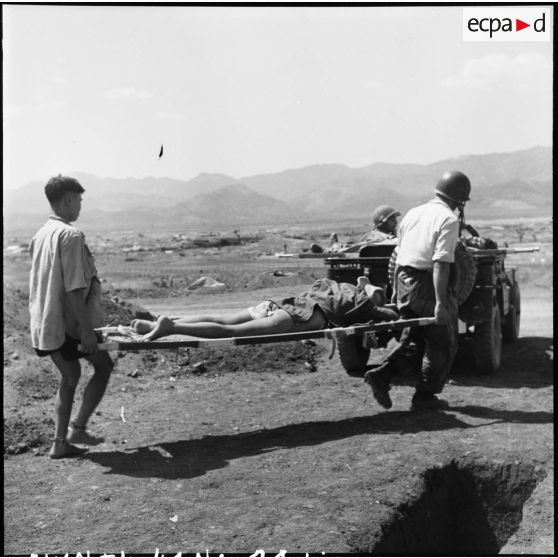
[82,317,436,352]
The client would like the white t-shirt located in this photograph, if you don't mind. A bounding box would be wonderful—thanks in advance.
[29,216,102,350]
[395,198,459,271]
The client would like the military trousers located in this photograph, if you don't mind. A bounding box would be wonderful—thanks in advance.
[379,266,458,394]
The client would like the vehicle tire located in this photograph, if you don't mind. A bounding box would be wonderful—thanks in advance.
[502,283,521,343]
[337,334,370,377]
[388,242,477,305]
[453,242,477,304]
[473,302,502,374]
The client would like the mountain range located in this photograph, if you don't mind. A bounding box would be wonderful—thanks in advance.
[3,146,552,232]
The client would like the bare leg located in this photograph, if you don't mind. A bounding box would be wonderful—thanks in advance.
[69,351,114,444]
[131,309,253,334]
[49,352,87,458]
[141,308,326,341]
[172,309,253,325]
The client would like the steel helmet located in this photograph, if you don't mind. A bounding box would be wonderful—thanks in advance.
[372,205,401,228]
[435,171,471,202]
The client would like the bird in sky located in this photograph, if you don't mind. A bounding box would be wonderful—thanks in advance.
[158,144,164,159]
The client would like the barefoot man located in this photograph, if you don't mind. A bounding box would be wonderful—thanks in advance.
[29,175,114,459]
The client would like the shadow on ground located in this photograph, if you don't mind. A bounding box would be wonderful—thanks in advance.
[86,406,551,480]
[450,405,552,424]
[386,336,553,390]
[451,336,553,388]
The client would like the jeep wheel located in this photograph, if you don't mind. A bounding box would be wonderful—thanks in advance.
[502,283,521,343]
[337,335,370,377]
[473,302,502,374]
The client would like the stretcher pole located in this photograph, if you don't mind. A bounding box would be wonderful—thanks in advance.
[88,317,436,352]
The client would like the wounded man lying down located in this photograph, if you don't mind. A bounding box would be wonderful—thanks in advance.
[130,276,399,341]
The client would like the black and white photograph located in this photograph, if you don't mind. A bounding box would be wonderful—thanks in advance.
[3,3,553,556]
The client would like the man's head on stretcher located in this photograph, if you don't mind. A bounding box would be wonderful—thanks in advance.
[128,276,398,341]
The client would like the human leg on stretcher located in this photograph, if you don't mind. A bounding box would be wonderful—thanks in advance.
[131,307,328,341]
[123,276,397,342]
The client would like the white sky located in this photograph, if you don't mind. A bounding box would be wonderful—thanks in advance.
[2,5,553,190]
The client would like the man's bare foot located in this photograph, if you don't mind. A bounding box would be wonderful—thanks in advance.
[357,275,371,289]
[49,439,88,459]
[131,319,157,334]
[141,315,174,341]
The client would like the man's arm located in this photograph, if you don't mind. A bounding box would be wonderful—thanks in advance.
[432,260,451,325]
[66,288,98,353]
[391,263,400,303]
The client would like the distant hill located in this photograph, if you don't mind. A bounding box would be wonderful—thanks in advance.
[242,146,552,219]
[2,172,238,215]
[469,178,553,219]
[3,146,552,232]
[168,184,304,225]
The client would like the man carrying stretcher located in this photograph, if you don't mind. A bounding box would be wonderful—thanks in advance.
[129,276,399,341]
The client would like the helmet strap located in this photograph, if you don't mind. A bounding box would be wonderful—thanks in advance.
[458,204,466,236]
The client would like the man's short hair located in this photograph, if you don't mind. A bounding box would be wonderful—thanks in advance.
[44,175,85,204]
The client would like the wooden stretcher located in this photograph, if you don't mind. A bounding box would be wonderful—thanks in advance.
[89,317,436,352]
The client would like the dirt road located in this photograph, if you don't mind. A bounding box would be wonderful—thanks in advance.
[4,285,553,555]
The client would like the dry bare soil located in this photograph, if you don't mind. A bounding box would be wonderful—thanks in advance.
[3,232,554,556]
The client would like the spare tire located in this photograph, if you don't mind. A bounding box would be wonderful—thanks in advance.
[388,241,477,305]
[451,242,477,304]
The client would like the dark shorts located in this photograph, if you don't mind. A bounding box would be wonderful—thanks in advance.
[34,332,103,361]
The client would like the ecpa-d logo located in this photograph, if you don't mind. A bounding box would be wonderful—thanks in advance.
[463,7,551,41]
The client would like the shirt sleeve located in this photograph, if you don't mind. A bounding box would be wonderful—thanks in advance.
[432,218,459,263]
[60,230,89,292]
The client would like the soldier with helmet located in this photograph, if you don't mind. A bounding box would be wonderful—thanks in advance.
[309,204,401,254]
[365,170,471,411]
[370,205,401,237]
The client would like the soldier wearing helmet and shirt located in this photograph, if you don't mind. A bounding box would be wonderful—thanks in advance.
[309,205,401,254]
[365,171,471,411]
[370,205,401,238]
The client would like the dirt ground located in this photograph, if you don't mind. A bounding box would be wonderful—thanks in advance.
[3,249,554,555]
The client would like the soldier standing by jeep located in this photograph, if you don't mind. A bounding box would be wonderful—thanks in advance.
[364,171,472,411]
[310,205,400,254]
